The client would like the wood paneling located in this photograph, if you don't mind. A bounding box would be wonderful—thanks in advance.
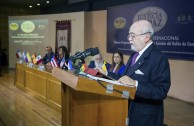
[25,70,47,102]
[15,63,62,112]
[15,63,25,89]
[53,68,132,126]
[1,68,194,126]
[61,85,128,126]
[0,69,61,126]
[52,67,136,99]
[47,74,61,111]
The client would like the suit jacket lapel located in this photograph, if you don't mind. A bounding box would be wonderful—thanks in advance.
[127,58,144,76]
[123,53,134,75]
[125,44,155,76]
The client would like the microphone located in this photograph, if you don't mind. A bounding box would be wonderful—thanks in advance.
[70,47,99,62]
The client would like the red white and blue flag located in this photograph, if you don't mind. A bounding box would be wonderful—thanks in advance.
[50,55,58,67]
[60,57,65,67]
[16,49,22,58]
[67,59,73,70]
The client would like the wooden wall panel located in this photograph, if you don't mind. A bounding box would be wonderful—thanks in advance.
[25,71,47,102]
[47,75,61,111]
[15,63,62,111]
[15,64,25,89]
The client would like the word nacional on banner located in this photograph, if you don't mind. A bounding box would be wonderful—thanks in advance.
[107,0,194,60]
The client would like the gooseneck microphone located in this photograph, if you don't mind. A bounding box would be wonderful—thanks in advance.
[70,47,99,62]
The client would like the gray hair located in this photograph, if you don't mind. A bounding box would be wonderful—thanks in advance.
[141,20,154,36]
[131,20,154,36]
[94,53,102,59]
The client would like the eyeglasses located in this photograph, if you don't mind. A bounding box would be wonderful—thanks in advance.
[95,58,102,61]
[127,32,151,40]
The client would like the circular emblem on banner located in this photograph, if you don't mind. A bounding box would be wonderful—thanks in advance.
[133,6,168,32]
[21,21,35,33]
[114,17,126,29]
[9,23,19,31]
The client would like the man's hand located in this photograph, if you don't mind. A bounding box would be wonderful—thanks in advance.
[118,75,136,87]
[95,68,107,75]
[46,62,53,71]
[46,62,52,67]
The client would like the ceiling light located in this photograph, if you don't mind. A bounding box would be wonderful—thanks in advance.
[37,3,40,6]
[46,1,50,4]
[29,5,32,8]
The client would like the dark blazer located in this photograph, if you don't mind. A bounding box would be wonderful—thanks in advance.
[108,44,171,126]
[88,61,111,70]
[42,52,54,64]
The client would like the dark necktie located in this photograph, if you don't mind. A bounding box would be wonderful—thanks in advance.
[130,52,139,66]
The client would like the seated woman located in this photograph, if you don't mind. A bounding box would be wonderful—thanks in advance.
[96,52,125,76]
[109,52,125,75]
[57,46,69,70]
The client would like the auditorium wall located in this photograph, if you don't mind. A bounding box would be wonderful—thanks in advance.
[85,10,194,103]
[0,5,40,67]
[9,10,194,103]
[9,12,85,68]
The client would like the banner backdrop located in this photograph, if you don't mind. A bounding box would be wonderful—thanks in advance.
[107,0,194,60]
[56,20,71,53]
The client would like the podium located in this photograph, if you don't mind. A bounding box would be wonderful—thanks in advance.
[52,67,136,126]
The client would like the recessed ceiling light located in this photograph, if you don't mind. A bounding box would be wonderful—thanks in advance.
[46,1,50,4]
[37,3,40,6]
[29,5,32,8]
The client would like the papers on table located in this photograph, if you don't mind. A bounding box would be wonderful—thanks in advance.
[86,74,127,86]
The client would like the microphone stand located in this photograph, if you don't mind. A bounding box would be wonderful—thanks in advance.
[74,58,85,74]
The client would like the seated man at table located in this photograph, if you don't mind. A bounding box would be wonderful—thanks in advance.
[88,53,110,71]
[42,46,55,72]
[42,46,54,65]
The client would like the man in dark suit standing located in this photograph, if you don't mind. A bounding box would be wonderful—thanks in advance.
[108,20,171,126]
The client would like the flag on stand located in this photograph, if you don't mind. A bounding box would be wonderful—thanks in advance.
[26,52,31,62]
[80,63,87,72]
[31,53,37,64]
[67,59,73,70]
[102,61,107,72]
[50,55,58,67]
[16,50,22,58]
[22,51,26,61]
[60,57,65,67]
[36,54,42,65]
